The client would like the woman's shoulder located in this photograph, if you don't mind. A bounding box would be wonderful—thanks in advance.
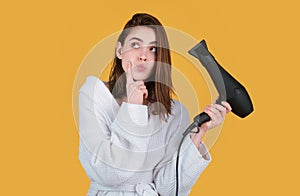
[103,81,109,89]
[79,75,110,95]
[171,99,189,117]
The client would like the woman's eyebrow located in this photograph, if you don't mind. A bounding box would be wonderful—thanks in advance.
[129,37,157,45]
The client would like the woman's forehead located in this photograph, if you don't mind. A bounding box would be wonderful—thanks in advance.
[125,26,156,44]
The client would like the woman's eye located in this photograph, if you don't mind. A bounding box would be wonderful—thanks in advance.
[150,47,157,53]
[131,42,140,49]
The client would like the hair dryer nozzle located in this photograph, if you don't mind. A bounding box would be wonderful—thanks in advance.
[188,40,209,59]
[188,40,254,118]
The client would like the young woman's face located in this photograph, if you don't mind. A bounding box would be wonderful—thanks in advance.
[117,26,157,81]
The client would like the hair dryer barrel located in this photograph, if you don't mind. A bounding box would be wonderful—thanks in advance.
[188,40,254,118]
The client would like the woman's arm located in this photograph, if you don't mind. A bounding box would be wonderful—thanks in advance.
[78,77,152,186]
[190,101,232,151]
[153,100,231,195]
[153,137,211,196]
[152,101,212,195]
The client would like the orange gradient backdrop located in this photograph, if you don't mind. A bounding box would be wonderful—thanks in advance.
[1,0,299,195]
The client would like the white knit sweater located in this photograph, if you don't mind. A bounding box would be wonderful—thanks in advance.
[78,76,211,196]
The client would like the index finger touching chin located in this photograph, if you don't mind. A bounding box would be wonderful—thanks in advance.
[126,62,134,83]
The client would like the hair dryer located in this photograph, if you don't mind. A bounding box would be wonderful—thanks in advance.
[176,40,254,196]
[188,40,254,125]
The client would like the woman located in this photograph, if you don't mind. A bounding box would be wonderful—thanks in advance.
[79,13,231,196]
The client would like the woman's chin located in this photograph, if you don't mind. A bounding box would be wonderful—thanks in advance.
[132,74,150,82]
[133,77,146,82]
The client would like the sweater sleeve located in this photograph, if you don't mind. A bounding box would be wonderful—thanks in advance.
[153,101,212,196]
[78,76,154,186]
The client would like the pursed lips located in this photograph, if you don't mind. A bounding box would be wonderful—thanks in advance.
[136,64,146,71]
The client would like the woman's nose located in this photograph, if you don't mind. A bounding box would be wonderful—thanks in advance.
[139,55,147,61]
[139,47,148,61]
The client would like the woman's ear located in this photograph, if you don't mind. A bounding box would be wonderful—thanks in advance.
[116,42,122,59]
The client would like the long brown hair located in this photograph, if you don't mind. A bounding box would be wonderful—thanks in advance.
[108,13,174,121]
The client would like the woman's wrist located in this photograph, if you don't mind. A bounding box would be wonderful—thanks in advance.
[190,135,210,160]
[190,126,207,146]
[198,142,210,160]
[190,127,210,159]
[190,133,203,148]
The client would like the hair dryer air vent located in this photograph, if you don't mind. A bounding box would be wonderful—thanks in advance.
[188,40,254,118]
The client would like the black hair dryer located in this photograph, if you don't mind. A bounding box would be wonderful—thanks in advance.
[178,40,254,196]
[187,40,254,128]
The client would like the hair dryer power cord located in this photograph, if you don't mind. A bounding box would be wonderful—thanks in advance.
[175,112,211,196]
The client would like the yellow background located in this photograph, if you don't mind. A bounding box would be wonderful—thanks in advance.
[1,0,299,195]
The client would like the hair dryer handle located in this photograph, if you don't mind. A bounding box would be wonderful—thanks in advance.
[193,112,211,127]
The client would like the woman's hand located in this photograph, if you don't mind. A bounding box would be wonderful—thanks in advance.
[126,63,148,105]
[191,100,232,145]
[201,101,232,132]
